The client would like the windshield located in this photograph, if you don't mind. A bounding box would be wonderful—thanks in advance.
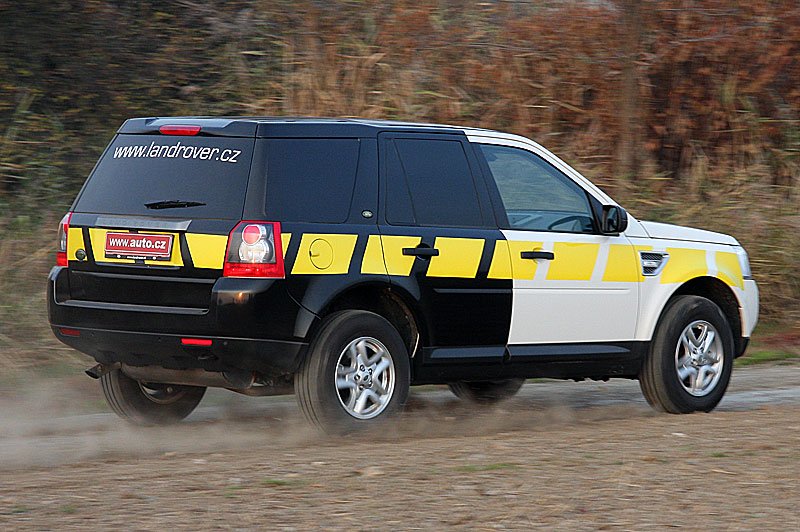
[74,134,255,218]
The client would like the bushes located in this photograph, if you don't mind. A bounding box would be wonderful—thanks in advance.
[0,0,797,323]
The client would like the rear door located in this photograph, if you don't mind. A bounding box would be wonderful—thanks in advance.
[255,136,384,314]
[66,132,254,311]
[377,133,512,380]
[473,140,640,351]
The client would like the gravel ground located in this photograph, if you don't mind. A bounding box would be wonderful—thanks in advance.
[1,364,799,530]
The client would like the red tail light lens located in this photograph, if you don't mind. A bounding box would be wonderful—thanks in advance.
[56,212,72,267]
[159,125,201,136]
[223,221,284,278]
[181,338,212,347]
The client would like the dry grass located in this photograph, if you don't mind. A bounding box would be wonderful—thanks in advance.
[219,33,800,324]
[0,225,85,372]
[1,1,799,372]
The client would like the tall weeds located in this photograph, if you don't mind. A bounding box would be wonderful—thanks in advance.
[0,0,798,371]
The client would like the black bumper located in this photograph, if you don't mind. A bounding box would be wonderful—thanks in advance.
[48,267,315,375]
[52,326,306,375]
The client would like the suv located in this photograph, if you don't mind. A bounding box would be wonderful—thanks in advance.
[48,117,759,430]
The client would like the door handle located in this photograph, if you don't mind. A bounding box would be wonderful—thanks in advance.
[520,250,555,261]
[403,246,439,257]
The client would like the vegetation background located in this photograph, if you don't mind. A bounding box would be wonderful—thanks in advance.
[0,0,798,370]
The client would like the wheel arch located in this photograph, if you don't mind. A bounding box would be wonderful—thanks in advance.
[303,281,427,360]
[644,276,744,357]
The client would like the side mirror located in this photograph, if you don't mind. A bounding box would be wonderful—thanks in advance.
[601,205,628,235]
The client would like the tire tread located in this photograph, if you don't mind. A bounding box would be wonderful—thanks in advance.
[294,310,410,432]
[639,295,733,414]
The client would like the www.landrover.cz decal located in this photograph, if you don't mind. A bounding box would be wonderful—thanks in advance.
[112,141,241,163]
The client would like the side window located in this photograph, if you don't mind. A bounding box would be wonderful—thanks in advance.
[386,138,483,227]
[265,138,360,223]
[479,144,595,233]
[385,142,415,225]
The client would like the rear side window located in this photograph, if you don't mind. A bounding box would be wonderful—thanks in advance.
[386,138,482,227]
[265,139,360,223]
[75,135,254,218]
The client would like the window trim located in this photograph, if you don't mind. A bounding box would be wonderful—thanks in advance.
[471,140,602,235]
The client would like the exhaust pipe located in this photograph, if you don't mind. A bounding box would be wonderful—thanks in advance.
[85,362,120,379]
[120,364,255,390]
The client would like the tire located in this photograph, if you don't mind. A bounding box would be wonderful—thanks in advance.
[448,379,525,404]
[639,295,734,414]
[295,310,411,433]
[100,369,206,425]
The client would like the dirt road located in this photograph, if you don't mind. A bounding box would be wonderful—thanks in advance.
[1,364,799,530]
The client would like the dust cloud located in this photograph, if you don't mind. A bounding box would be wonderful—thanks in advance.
[0,375,656,472]
[2,364,800,470]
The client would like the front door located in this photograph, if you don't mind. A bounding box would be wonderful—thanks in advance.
[473,141,640,352]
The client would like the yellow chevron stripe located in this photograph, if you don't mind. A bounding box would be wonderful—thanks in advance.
[185,233,227,269]
[602,244,641,283]
[546,242,599,281]
[426,237,484,278]
[361,234,388,275]
[716,251,744,289]
[508,240,544,280]
[380,235,422,276]
[67,227,85,261]
[660,247,707,284]
[291,233,358,275]
[488,240,512,279]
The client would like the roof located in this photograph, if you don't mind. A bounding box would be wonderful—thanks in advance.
[117,116,499,138]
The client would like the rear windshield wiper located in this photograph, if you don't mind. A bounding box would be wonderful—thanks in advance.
[144,200,207,210]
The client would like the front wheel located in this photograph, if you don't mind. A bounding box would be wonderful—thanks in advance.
[100,369,205,425]
[639,295,734,414]
[295,310,410,433]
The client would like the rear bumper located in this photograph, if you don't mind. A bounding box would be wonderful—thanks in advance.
[48,266,315,375]
[51,326,306,375]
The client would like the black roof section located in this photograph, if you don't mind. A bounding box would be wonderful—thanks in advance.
[117,116,492,138]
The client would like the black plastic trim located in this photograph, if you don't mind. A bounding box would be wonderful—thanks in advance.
[502,341,647,380]
[61,299,208,316]
[51,326,307,375]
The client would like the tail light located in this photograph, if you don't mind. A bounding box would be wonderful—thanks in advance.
[223,221,284,278]
[56,212,72,267]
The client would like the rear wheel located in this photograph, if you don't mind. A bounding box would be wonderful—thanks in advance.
[448,378,525,404]
[100,369,205,425]
[639,295,734,414]
[295,310,410,433]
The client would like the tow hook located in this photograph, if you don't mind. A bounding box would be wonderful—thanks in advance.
[85,362,120,379]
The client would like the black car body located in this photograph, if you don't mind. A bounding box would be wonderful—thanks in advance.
[48,117,757,428]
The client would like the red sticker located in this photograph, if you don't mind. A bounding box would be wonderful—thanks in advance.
[105,232,173,261]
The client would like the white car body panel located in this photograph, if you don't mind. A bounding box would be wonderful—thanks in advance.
[627,236,758,340]
[639,221,739,246]
[501,229,639,344]
[466,132,759,344]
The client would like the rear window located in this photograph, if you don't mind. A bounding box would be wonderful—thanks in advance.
[75,135,255,218]
[264,139,360,223]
